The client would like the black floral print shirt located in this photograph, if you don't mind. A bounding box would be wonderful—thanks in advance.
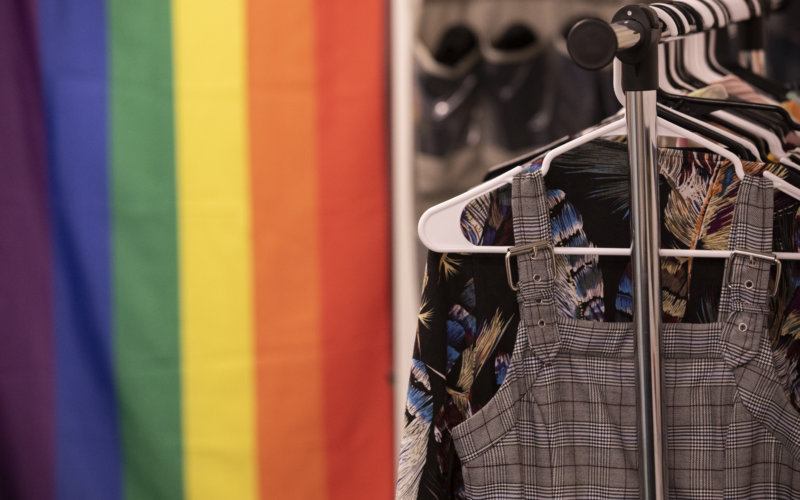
[396,140,800,500]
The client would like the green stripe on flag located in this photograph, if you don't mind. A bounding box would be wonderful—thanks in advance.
[110,2,183,498]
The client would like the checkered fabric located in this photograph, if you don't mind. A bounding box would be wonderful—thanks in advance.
[451,171,800,499]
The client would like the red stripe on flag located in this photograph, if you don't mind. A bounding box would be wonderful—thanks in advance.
[315,1,394,498]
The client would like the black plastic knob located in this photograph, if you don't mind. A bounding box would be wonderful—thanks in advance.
[567,18,618,71]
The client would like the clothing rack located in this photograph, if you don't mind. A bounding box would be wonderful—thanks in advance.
[565,3,780,498]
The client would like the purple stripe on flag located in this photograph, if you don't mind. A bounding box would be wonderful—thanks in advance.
[0,1,55,499]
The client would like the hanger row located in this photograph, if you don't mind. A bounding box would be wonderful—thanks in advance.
[648,0,772,34]
[417,109,800,259]
[418,3,800,259]
[422,0,623,3]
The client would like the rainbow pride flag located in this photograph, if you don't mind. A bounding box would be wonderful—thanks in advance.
[0,1,393,499]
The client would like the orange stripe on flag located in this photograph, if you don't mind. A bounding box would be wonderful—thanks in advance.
[315,1,394,498]
[248,1,326,499]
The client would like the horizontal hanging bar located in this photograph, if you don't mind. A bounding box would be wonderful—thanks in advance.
[568,18,650,70]
[571,1,779,49]
[612,22,643,50]
[458,246,800,259]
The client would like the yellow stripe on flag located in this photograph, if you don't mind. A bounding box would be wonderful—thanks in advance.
[172,1,257,499]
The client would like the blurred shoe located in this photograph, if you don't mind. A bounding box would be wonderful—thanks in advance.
[481,23,550,153]
[548,18,620,137]
[415,25,481,158]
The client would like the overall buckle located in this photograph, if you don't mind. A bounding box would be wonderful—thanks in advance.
[505,242,554,291]
[725,250,781,297]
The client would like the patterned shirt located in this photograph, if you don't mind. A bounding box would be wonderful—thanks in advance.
[396,139,800,500]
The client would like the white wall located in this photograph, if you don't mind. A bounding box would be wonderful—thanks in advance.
[390,0,421,468]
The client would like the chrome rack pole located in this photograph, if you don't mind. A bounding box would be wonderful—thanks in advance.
[568,5,667,499]
[625,89,665,500]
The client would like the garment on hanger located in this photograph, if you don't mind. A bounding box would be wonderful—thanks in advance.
[452,169,800,499]
[396,140,800,500]
[712,74,783,106]
[784,99,800,121]
[709,74,800,145]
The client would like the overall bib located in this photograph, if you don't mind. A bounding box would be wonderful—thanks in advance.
[452,170,800,499]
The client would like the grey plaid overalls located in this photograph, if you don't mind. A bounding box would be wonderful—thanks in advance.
[451,170,800,499]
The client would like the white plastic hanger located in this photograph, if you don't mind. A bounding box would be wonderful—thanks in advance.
[699,0,727,26]
[419,106,800,256]
[707,0,737,27]
[614,55,800,201]
[720,0,753,22]
[781,154,800,169]
[653,3,692,33]
[685,28,725,81]
[651,3,791,160]
[655,3,724,87]
[678,0,716,33]
[658,45,688,93]
[655,13,761,161]
[654,7,695,91]
[702,2,730,74]
[418,104,800,257]
[657,46,762,160]
[418,58,800,259]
